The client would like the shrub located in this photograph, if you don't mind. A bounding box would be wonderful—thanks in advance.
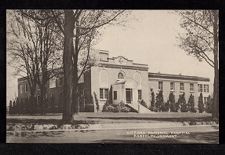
[102,100,110,112]
[102,100,131,113]
[205,95,213,113]
[120,106,131,112]
[168,92,177,112]
[164,101,170,112]
[198,93,204,113]
[105,105,115,112]
[175,101,180,112]
[114,101,126,112]
[93,92,99,112]
[118,101,126,107]
[188,94,196,113]
[149,106,158,112]
[180,93,188,112]
[9,100,12,114]
[155,90,164,112]
[150,89,155,110]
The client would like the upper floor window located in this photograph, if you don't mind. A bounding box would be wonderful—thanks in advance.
[158,81,163,91]
[190,83,194,92]
[180,83,184,91]
[118,72,124,79]
[170,82,175,91]
[198,84,203,92]
[204,84,209,93]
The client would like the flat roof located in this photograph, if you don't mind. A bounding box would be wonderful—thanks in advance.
[148,72,210,82]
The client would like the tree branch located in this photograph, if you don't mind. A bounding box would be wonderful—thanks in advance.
[77,37,91,81]
[180,12,214,36]
[51,10,65,35]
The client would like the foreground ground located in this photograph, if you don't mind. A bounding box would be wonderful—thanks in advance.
[7,127,218,143]
[6,112,218,143]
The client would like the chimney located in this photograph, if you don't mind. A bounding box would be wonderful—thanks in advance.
[99,50,109,62]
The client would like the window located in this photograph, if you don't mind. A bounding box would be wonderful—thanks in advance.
[158,81,163,91]
[138,90,142,100]
[190,83,194,92]
[204,84,209,93]
[100,88,104,99]
[198,84,203,92]
[180,83,184,91]
[118,72,124,79]
[126,88,133,103]
[49,77,56,88]
[105,89,109,99]
[100,88,109,99]
[114,91,117,100]
[170,82,175,91]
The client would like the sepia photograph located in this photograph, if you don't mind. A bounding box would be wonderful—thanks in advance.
[6,10,219,143]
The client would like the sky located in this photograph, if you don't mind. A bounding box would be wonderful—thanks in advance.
[6,10,214,104]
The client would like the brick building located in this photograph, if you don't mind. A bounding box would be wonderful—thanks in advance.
[17,50,211,113]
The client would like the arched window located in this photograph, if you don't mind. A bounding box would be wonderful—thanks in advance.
[118,72,124,79]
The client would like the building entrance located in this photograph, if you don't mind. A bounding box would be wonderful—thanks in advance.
[126,88,133,104]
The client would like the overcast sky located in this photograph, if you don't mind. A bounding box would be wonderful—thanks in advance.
[7,10,214,103]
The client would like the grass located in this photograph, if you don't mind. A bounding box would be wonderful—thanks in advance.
[7,119,96,125]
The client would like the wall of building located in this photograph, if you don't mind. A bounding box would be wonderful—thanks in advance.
[148,78,199,107]
[91,66,150,112]
[197,81,212,104]
[18,80,30,99]
[148,77,211,109]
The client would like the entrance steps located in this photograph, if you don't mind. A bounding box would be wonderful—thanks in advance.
[126,104,138,113]
[126,104,155,113]
[138,104,155,113]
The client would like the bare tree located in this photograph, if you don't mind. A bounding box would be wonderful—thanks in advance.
[7,10,39,109]
[52,10,127,123]
[177,10,219,118]
[7,10,62,113]
[20,10,63,113]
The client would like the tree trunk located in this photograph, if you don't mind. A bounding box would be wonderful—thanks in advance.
[30,92,35,114]
[29,84,36,114]
[212,10,219,119]
[73,30,79,114]
[39,85,47,114]
[73,71,79,114]
[62,10,75,123]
